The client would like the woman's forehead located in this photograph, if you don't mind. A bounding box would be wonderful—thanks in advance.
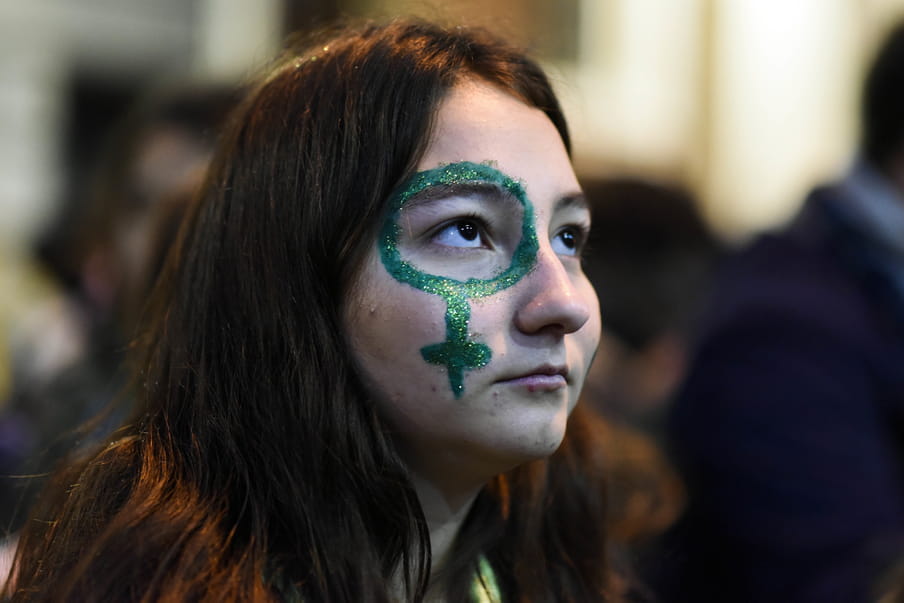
[418,80,579,206]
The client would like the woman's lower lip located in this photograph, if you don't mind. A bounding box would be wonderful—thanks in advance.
[500,374,567,392]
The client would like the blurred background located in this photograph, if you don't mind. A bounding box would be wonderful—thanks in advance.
[1,0,904,400]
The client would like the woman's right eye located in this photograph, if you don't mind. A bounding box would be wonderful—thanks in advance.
[433,219,486,248]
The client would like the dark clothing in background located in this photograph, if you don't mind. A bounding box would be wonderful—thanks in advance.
[664,180,904,602]
[0,307,125,533]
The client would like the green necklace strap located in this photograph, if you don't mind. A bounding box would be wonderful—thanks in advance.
[266,554,502,601]
[471,555,502,603]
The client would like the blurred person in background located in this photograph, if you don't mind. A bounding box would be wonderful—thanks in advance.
[666,20,904,603]
[580,178,722,438]
[0,83,242,540]
[578,178,722,595]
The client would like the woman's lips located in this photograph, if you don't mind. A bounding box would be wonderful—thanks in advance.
[498,365,568,392]
[503,374,567,392]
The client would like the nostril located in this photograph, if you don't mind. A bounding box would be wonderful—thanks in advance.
[559,298,591,333]
[514,285,591,335]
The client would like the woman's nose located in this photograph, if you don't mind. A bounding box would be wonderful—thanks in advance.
[513,248,591,336]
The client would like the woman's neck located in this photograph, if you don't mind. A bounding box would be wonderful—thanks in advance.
[410,471,481,571]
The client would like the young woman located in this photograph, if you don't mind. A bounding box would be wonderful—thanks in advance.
[6,19,611,602]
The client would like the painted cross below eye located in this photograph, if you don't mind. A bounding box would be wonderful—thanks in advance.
[379,161,538,398]
[420,296,491,397]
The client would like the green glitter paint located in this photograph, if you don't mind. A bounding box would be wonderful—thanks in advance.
[379,161,538,398]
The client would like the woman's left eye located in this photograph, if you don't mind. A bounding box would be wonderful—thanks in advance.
[552,226,584,256]
[433,219,486,248]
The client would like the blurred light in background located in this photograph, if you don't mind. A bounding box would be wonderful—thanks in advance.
[564,0,705,192]
[193,0,282,81]
[705,0,859,237]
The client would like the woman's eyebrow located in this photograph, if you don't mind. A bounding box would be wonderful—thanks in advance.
[555,192,589,213]
[402,181,520,211]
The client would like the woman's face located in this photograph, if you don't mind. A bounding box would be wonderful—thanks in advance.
[344,79,600,483]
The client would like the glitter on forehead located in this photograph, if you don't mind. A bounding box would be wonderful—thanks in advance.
[378,161,539,398]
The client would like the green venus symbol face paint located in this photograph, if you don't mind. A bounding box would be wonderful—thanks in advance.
[344,78,599,482]
[379,161,539,398]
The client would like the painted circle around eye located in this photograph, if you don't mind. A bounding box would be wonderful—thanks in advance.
[379,161,538,299]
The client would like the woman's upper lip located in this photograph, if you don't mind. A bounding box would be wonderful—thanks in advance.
[498,364,568,382]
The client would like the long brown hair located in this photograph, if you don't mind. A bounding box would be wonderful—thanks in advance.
[7,19,612,602]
